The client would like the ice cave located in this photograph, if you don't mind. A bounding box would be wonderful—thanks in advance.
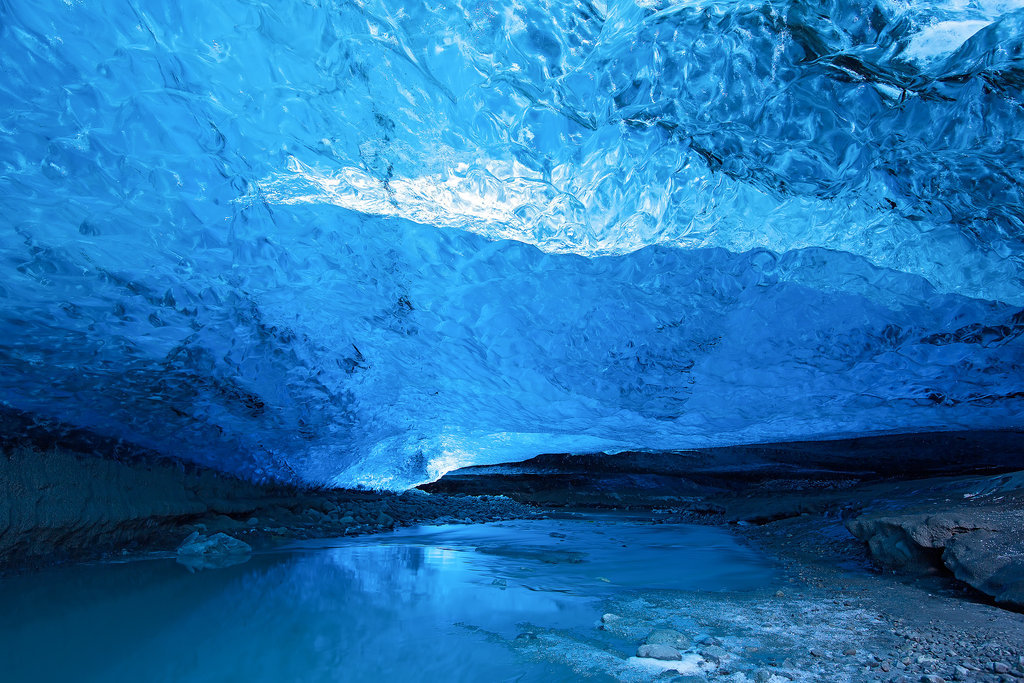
[1,0,1022,680]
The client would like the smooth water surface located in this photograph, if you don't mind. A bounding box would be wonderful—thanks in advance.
[0,517,775,682]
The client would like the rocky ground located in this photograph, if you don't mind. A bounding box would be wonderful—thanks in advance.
[707,470,1024,610]
[502,493,1024,682]
[516,581,1024,682]
[727,497,1024,682]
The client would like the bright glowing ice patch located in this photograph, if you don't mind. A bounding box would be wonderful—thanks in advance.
[258,156,561,246]
[904,20,993,61]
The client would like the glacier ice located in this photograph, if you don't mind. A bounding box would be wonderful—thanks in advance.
[0,0,1022,488]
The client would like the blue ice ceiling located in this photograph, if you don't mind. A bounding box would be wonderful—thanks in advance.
[1,0,1023,488]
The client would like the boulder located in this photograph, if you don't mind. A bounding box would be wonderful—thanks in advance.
[942,531,1024,609]
[645,628,692,650]
[636,643,683,661]
[845,513,994,573]
[177,531,252,556]
[846,508,1024,609]
[175,531,252,570]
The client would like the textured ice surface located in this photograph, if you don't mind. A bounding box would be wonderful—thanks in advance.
[1,0,1023,487]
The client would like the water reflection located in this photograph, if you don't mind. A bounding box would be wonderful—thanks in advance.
[0,518,775,682]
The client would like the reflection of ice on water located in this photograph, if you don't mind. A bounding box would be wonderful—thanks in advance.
[0,517,776,682]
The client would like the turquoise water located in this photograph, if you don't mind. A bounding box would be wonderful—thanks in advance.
[0,517,775,682]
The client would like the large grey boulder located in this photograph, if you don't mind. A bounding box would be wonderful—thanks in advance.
[845,513,994,573]
[846,509,1024,609]
[942,531,1024,609]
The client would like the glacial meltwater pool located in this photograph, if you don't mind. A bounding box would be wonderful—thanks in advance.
[0,516,776,682]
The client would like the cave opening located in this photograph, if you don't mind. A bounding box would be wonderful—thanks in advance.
[2,0,1024,679]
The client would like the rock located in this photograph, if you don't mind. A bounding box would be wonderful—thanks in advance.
[699,646,729,664]
[752,669,773,682]
[845,513,995,573]
[645,629,692,650]
[992,662,1011,674]
[847,509,1024,608]
[175,532,251,570]
[943,533,1024,610]
[601,613,621,624]
[920,676,945,683]
[843,648,857,656]
[809,648,825,658]
[176,531,251,557]
[637,644,683,661]
[953,665,969,680]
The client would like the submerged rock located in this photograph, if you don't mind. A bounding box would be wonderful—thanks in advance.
[176,532,252,570]
[474,544,585,564]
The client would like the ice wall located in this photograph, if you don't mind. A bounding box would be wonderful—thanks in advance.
[1,0,1022,487]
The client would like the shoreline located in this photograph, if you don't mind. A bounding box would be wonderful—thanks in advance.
[2,438,1023,680]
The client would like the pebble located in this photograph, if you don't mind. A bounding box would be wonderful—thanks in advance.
[843,648,857,656]
[810,648,825,658]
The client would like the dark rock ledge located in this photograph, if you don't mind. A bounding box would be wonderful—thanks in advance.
[847,498,1024,609]
[0,442,532,571]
